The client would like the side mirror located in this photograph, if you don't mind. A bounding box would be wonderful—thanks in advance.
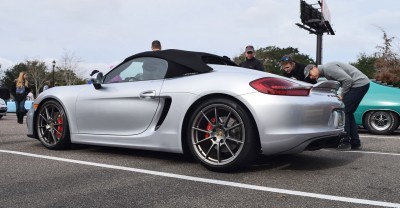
[92,72,103,90]
[90,70,100,77]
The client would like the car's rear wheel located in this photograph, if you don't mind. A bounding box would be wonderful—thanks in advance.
[187,98,258,172]
[364,111,399,135]
[36,100,71,149]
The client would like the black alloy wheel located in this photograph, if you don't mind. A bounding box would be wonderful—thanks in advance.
[187,98,258,172]
[36,100,71,149]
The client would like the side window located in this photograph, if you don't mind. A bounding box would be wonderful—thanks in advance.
[103,57,168,84]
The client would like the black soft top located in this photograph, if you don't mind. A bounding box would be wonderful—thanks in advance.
[125,49,237,73]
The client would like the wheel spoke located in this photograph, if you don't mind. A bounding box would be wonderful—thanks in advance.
[194,136,212,145]
[214,107,219,126]
[50,129,58,144]
[225,136,244,144]
[192,127,211,134]
[201,111,214,127]
[44,106,51,120]
[39,113,48,123]
[224,142,236,157]
[42,129,50,143]
[223,112,232,128]
[226,122,243,131]
[53,128,62,136]
[216,142,221,163]
[204,143,216,159]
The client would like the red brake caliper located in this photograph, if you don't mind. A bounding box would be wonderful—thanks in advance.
[205,117,216,138]
[56,115,63,138]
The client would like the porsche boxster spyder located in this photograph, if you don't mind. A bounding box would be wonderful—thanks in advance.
[27,49,345,171]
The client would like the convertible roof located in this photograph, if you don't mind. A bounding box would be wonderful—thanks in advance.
[125,49,237,73]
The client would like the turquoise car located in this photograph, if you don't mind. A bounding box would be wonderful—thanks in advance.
[6,99,34,113]
[355,80,400,135]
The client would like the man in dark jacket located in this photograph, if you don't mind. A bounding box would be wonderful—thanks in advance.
[280,55,316,84]
[239,45,264,71]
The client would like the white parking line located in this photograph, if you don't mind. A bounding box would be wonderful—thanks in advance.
[1,150,400,207]
[323,149,400,156]
[360,135,400,140]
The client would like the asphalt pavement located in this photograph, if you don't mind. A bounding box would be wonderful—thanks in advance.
[1,114,400,208]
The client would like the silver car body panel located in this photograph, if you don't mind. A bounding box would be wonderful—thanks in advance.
[0,98,7,117]
[28,65,344,155]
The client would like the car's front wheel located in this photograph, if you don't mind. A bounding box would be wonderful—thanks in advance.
[187,98,258,172]
[36,100,71,149]
[363,111,399,135]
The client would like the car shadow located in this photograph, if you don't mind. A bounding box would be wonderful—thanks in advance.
[66,144,361,173]
[70,144,197,164]
[246,150,363,172]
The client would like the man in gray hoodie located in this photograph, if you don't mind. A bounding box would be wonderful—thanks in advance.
[304,62,370,150]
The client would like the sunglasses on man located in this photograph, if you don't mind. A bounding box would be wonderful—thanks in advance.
[246,51,253,55]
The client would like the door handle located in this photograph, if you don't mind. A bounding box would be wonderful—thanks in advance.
[139,90,157,99]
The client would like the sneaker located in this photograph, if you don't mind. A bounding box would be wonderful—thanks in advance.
[337,142,351,150]
[351,144,362,150]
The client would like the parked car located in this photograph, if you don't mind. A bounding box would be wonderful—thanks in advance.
[355,80,400,135]
[27,49,345,172]
[6,99,34,113]
[0,98,7,118]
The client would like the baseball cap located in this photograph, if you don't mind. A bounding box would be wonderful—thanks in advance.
[245,45,255,52]
[280,55,293,62]
[304,64,315,78]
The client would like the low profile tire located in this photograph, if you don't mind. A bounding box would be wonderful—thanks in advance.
[187,98,258,172]
[363,111,399,135]
[36,100,71,149]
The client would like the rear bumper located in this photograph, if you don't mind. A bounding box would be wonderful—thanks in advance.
[259,130,345,155]
[303,132,346,150]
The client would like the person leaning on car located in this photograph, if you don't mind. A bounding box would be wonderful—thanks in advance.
[239,45,264,71]
[280,55,316,84]
[304,62,370,150]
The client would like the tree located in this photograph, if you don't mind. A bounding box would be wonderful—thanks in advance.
[57,50,85,85]
[54,69,86,86]
[233,46,314,75]
[0,63,28,93]
[350,53,377,79]
[27,60,50,97]
[0,60,50,97]
[373,29,400,86]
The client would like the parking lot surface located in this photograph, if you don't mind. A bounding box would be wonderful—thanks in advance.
[1,114,400,207]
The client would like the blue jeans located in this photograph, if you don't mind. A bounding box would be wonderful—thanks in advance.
[342,83,370,145]
[15,99,26,115]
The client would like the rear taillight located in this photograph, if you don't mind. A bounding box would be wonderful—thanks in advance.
[250,77,311,96]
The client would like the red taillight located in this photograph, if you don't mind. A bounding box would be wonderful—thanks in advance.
[250,77,311,96]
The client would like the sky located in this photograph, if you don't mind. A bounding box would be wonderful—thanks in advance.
[1,0,400,78]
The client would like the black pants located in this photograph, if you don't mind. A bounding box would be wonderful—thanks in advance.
[342,83,370,145]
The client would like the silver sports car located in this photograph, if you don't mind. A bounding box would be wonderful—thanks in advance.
[27,49,345,172]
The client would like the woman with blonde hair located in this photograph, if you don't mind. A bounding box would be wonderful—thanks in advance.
[11,71,31,124]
